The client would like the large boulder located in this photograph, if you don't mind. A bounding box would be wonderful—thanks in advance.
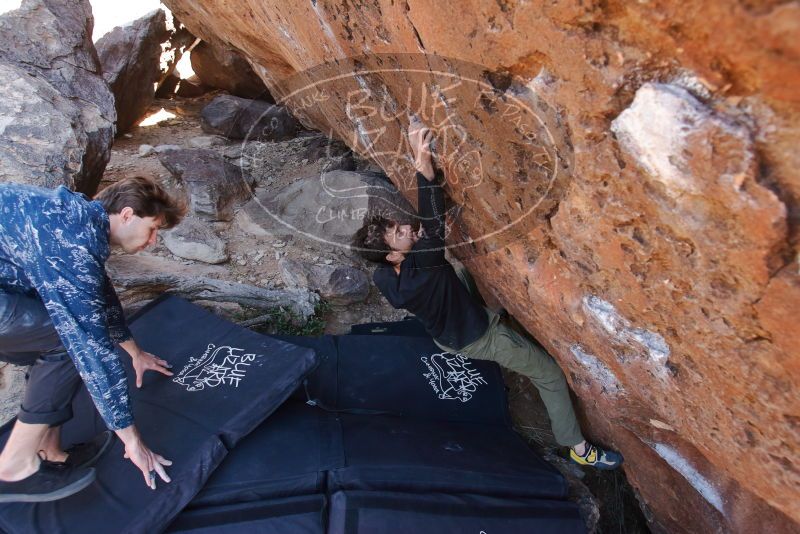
[200,95,300,140]
[0,0,115,194]
[158,1,800,531]
[190,41,270,100]
[240,170,417,247]
[279,258,369,305]
[96,10,169,134]
[158,148,252,221]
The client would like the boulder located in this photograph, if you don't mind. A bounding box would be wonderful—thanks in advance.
[190,40,270,100]
[96,10,169,134]
[279,258,369,305]
[0,0,115,194]
[155,72,180,98]
[138,144,155,157]
[154,21,197,98]
[110,0,800,530]
[154,144,182,154]
[188,136,226,149]
[299,134,355,172]
[158,148,252,221]
[161,217,228,264]
[200,95,300,140]
[174,75,210,98]
[107,254,318,321]
[229,133,355,188]
[240,170,417,247]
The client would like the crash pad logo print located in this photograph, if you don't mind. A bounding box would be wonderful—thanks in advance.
[420,352,487,402]
[173,344,257,391]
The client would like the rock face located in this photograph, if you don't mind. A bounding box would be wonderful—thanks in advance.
[174,75,209,98]
[191,41,270,100]
[158,148,252,221]
[161,1,799,532]
[162,217,228,264]
[241,170,417,246]
[279,258,369,305]
[107,254,318,321]
[96,10,168,134]
[0,0,115,194]
[200,95,300,140]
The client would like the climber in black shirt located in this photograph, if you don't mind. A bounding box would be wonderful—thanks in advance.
[353,117,622,470]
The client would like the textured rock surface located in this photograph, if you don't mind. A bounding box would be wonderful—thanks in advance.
[279,258,369,305]
[0,364,28,426]
[191,40,270,100]
[161,1,799,532]
[0,0,115,194]
[175,75,209,98]
[158,148,252,221]
[162,216,229,264]
[200,95,300,140]
[242,170,416,246]
[107,254,318,320]
[96,10,168,134]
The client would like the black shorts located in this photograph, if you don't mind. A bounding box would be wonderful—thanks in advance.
[0,291,82,426]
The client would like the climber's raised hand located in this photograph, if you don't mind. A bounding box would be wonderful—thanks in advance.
[408,115,435,180]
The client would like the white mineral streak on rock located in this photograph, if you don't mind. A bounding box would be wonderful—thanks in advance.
[628,327,670,363]
[570,344,623,396]
[649,419,676,431]
[528,67,555,91]
[611,83,702,195]
[582,295,671,371]
[311,2,347,58]
[611,82,748,197]
[652,443,725,514]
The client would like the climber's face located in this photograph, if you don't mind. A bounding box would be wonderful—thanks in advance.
[110,207,162,253]
[383,222,418,264]
[385,223,418,252]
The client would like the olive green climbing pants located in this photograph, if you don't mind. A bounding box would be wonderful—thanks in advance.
[434,264,585,447]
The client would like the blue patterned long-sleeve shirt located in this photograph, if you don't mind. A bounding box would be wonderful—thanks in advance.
[0,184,134,430]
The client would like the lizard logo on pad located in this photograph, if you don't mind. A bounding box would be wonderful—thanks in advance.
[173,344,257,392]
[420,352,487,402]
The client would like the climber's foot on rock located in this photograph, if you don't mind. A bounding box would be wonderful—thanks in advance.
[570,442,623,470]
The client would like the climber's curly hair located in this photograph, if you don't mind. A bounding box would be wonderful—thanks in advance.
[352,215,396,265]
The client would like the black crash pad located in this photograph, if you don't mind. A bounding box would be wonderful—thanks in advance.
[184,404,566,512]
[348,318,427,338]
[189,401,340,508]
[334,335,511,425]
[282,333,510,426]
[328,491,586,534]
[167,494,326,533]
[274,335,338,407]
[0,296,318,534]
[328,413,569,500]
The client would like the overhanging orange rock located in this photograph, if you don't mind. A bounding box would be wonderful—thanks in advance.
[161,1,799,532]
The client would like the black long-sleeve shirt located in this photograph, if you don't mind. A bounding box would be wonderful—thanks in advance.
[373,171,489,350]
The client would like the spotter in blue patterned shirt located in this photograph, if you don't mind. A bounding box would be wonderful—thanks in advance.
[0,176,186,502]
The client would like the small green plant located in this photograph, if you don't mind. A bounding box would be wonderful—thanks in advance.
[236,299,331,336]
